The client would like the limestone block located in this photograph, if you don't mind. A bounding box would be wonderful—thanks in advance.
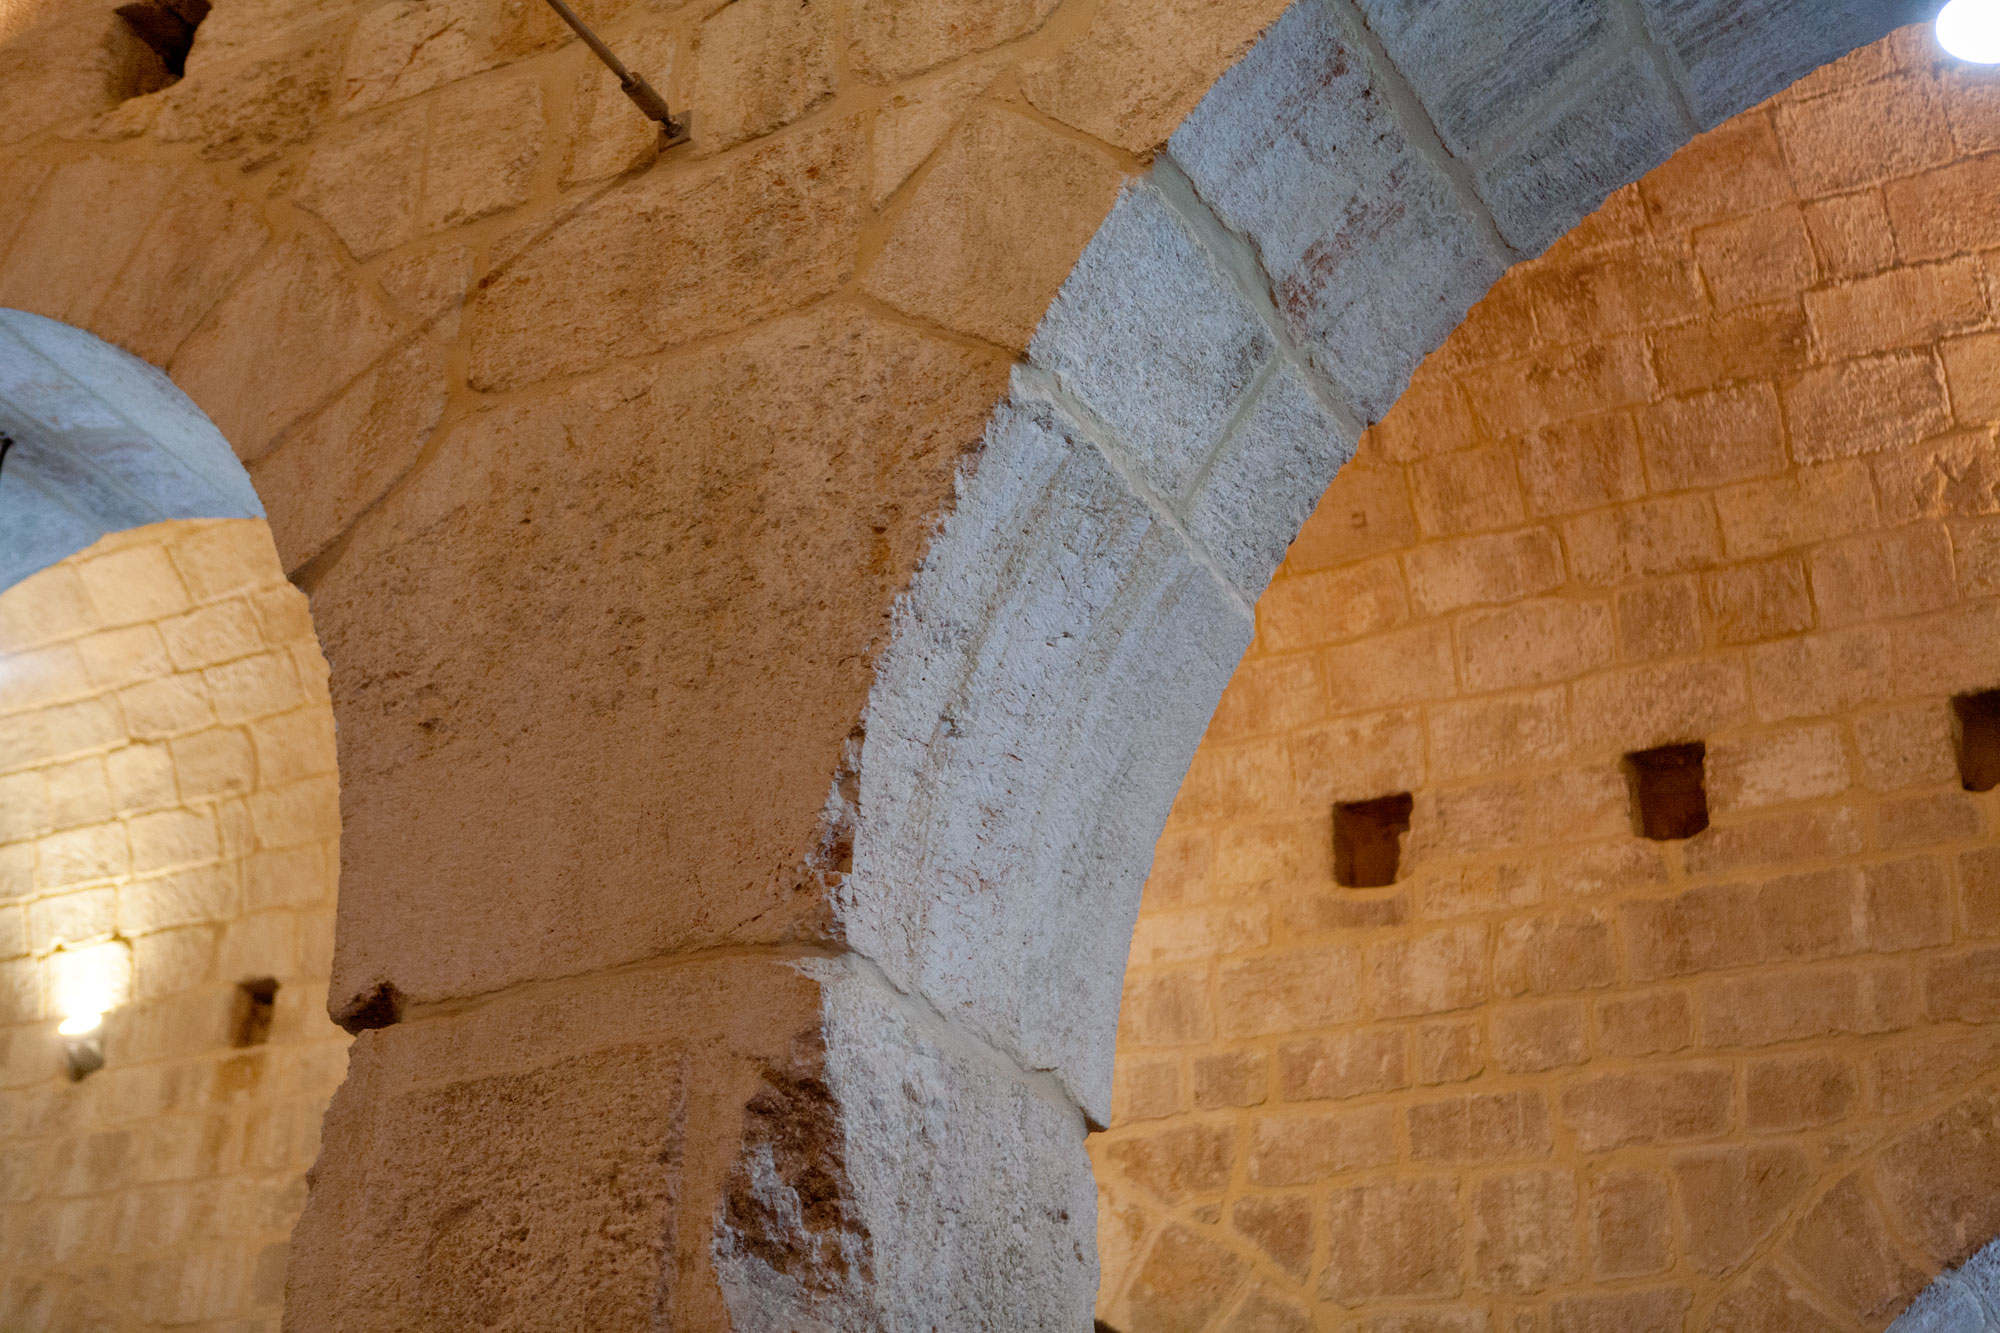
[1116,1223,1248,1332]
[1550,1284,1690,1331]
[1557,1067,1732,1151]
[690,0,835,151]
[0,157,177,326]
[1590,1169,1672,1277]
[1285,464,1415,570]
[1186,363,1358,596]
[0,8,171,148]
[1356,0,1615,159]
[249,335,450,573]
[336,0,485,114]
[470,119,863,389]
[1032,180,1274,504]
[864,108,1125,351]
[868,59,1002,205]
[1321,1176,1463,1303]
[1019,0,1289,154]
[423,77,544,231]
[563,26,681,185]
[846,0,1057,83]
[290,102,426,260]
[285,957,817,1333]
[1478,53,1688,256]
[1169,0,1506,420]
[316,308,1002,1008]
[84,173,271,368]
[170,234,399,463]
[1637,0,1917,127]
[1471,1168,1578,1293]
[152,33,342,166]
[841,389,1251,1122]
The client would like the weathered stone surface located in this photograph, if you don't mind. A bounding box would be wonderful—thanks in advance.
[1876,1093,2000,1267]
[1187,362,1358,596]
[1787,1175,1928,1320]
[1020,0,1289,153]
[563,26,681,184]
[0,8,171,147]
[1358,0,1616,158]
[690,0,836,150]
[169,234,399,462]
[423,76,545,231]
[1031,180,1272,503]
[85,173,272,366]
[1479,53,1690,255]
[153,32,343,166]
[317,307,1004,1010]
[864,107,1124,351]
[844,388,1250,1122]
[470,118,864,389]
[248,335,451,572]
[1670,1144,1810,1275]
[291,102,428,260]
[721,958,1096,1330]
[868,59,1004,204]
[1169,0,1506,420]
[847,0,1057,83]
[1638,0,1920,127]
[0,157,177,326]
[288,956,813,1332]
[1323,1176,1463,1303]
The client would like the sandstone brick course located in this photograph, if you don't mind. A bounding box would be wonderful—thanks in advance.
[0,522,344,1332]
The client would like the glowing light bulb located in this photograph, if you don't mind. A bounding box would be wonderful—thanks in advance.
[1939,0,2000,63]
[49,941,130,1031]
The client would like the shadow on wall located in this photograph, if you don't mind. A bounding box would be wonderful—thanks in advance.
[0,311,346,1330]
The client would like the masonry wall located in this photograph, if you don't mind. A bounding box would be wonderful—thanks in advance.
[1094,30,2000,1333]
[0,519,346,1332]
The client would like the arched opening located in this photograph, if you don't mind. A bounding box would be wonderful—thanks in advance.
[1094,22,2000,1332]
[0,0,1974,1323]
[0,311,343,1330]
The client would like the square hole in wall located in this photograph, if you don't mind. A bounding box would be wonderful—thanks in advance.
[115,0,211,81]
[1954,690,2000,792]
[231,977,278,1048]
[1625,742,1709,841]
[1334,792,1412,888]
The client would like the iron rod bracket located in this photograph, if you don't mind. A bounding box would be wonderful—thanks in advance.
[541,0,690,148]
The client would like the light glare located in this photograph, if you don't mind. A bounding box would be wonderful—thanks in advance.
[57,1011,102,1036]
[49,941,130,1028]
[1939,0,2000,63]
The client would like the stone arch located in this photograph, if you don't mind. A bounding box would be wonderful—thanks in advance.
[0,0,1953,1324]
[0,308,261,592]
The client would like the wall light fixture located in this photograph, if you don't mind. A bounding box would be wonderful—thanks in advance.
[1939,0,2000,62]
[50,940,131,1080]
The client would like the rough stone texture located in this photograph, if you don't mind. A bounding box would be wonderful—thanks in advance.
[1640,0,1928,127]
[1031,180,1273,502]
[1168,0,1506,421]
[318,308,1006,1011]
[1095,32,2000,1330]
[0,519,346,1332]
[844,389,1252,1122]
[863,107,1126,351]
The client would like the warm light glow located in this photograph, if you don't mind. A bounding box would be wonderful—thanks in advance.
[49,941,131,1029]
[1939,0,2000,62]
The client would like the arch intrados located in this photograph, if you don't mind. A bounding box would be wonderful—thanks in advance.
[0,308,261,594]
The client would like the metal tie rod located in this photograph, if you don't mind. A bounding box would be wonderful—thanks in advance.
[541,0,690,147]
